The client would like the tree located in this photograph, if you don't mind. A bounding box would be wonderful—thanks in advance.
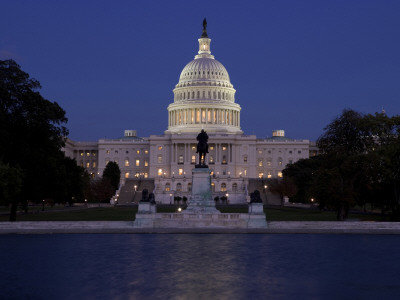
[0,60,87,220]
[103,161,121,192]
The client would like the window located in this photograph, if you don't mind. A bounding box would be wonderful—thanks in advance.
[136,150,140,154]
[222,155,227,164]
[158,146,163,151]
[278,159,283,166]
[93,152,96,157]
[221,183,227,192]
[191,155,196,164]
[188,183,192,192]
[125,160,130,167]
[289,150,293,154]
[136,159,140,167]
[86,162,90,168]
[176,183,182,192]
[267,160,272,166]
[258,160,263,167]
[80,152,84,157]
[144,160,148,167]
[258,172,264,178]
[268,171,272,178]
[210,146,214,150]
[209,156,214,164]
[178,155,184,164]
[135,172,140,178]
[178,168,183,176]
[232,183,238,192]
[191,146,196,150]
[158,169,163,176]
[125,172,129,179]
[86,152,90,157]
[144,173,148,178]
[289,160,293,164]
[126,151,129,154]
[80,161,84,167]
[165,183,170,192]
[243,156,247,163]
[258,150,263,154]
[115,150,118,154]
[211,182,215,192]
[92,162,96,168]
[278,171,283,178]
[144,150,149,154]
[222,146,227,151]
[106,150,110,154]
[298,150,302,154]
[158,155,162,163]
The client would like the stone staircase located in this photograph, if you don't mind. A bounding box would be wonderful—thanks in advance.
[247,179,281,205]
[118,179,155,204]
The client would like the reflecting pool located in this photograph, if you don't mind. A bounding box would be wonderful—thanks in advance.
[1,234,399,299]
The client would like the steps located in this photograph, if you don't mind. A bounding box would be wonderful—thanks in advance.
[118,179,155,204]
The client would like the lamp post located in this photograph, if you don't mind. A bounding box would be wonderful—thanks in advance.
[42,199,45,211]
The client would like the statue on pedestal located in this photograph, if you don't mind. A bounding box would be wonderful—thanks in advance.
[196,129,209,168]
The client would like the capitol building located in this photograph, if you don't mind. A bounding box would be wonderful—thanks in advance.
[64,22,317,204]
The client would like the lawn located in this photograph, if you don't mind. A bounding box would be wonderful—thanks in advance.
[0,206,137,222]
[0,205,388,222]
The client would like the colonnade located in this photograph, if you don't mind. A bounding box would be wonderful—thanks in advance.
[168,108,240,127]
[174,89,233,101]
[170,142,233,165]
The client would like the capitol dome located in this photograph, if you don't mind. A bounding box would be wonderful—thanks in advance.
[166,22,242,135]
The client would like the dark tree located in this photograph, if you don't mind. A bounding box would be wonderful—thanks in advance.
[0,60,71,220]
[103,161,121,192]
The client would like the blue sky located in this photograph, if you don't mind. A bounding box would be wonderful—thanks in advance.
[1,0,399,141]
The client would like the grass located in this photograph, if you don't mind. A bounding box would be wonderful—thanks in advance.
[0,205,389,222]
[0,206,137,222]
[264,206,389,222]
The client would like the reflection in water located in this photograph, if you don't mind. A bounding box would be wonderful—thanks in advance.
[1,234,400,300]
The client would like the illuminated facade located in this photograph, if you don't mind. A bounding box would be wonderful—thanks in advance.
[65,24,317,204]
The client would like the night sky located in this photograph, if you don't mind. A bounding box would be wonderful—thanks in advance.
[2,0,399,142]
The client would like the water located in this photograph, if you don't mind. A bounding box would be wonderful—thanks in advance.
[1,234,399,300]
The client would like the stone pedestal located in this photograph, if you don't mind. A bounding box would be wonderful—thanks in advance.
[133,202,156,227]
[185,168,219,213]
[247,203,268,228]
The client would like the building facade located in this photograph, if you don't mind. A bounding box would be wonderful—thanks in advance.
[65,24,317,204]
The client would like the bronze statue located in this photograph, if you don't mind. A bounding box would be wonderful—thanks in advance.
[201,18,208,38]
[196,129,209,167]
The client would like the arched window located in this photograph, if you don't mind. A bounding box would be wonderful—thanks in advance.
[221,183,227,192]
[165,183,170,192]
[232,183,238,192]
[176,183,182,192]
[158,155,162,163]
[191,155,196,164]
[187,183,192,192]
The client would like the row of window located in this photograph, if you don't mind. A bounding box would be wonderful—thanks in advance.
[164,182,238,192]
[105,149,149,155]
[124,172,148,179]
[258,171,283,179]
[80,162,96,168]
[79,151,97,157]
[257,149,303,155]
